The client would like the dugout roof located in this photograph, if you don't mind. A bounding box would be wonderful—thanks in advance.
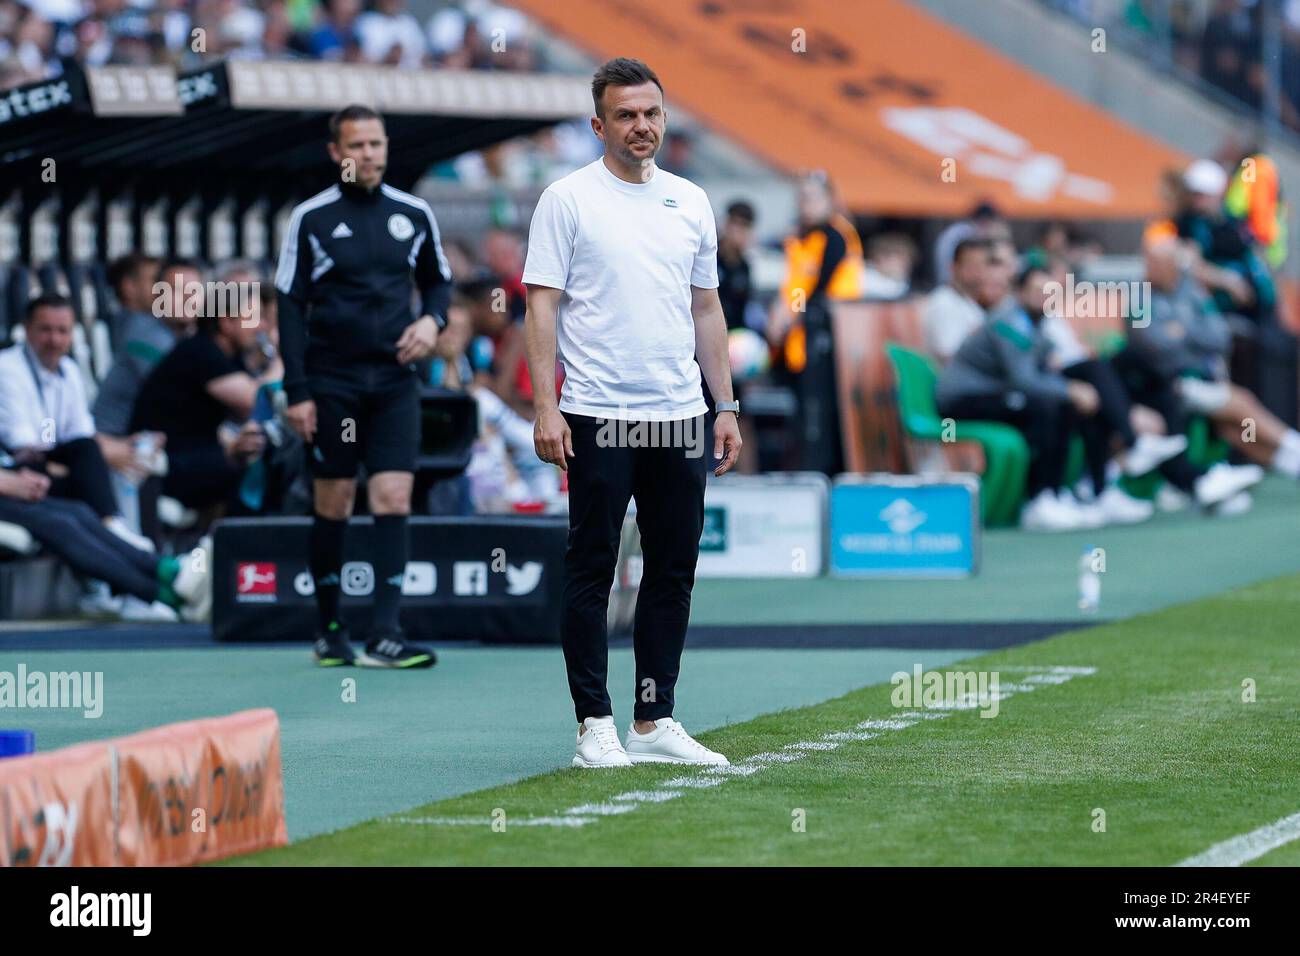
[0,60,592,190]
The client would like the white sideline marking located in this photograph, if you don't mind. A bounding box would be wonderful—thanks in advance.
[613,790,682,803]
[565,803,638,816]
[394,665,1098,829]
[391,816,596,827]
[1175,811,1300,867]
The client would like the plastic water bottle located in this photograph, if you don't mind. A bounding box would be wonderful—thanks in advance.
[1078,545,1101,613]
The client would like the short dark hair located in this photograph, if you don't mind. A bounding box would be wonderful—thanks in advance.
[726,201,756,225]
[107,252,158,295]
[25,292,73,323]
[952,237,991,266]
[591,58,663,118]
[330,103,384,142]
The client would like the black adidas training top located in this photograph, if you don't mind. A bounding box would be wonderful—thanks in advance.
[275,178,453,405]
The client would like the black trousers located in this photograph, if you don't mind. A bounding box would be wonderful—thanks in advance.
[561,412,711,723]
[0,495,159,602]
[37,437,119,519]
[1063,358,1136,496]
[1110,347,1205,493]
[938,392,1074,498]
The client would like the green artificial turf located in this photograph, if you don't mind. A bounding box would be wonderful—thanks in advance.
[229,573,1300,866]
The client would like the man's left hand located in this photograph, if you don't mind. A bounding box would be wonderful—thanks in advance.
[713,411,742,476]
[396,315,440,365]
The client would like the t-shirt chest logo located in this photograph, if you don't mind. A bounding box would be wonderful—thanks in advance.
[663,197,678,207]
[387,213,415,241]
[331,222,352,239]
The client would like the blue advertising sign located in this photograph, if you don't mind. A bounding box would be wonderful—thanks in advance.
[830,476,979,578]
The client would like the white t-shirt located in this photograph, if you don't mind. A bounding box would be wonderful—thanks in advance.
[522,158,718,421]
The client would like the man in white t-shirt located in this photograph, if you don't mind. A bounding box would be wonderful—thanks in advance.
[523,57,741,769]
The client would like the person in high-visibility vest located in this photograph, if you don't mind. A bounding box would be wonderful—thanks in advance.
[768,172,865,374]
[1224,148,1288,270]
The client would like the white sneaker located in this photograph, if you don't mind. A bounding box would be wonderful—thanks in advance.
[117,595,180,623]
[572,716,632,768]
[1096,485,1154,525]
[625,718,729,766]
[1058,490,1105,529]
[1019,490,1081,532]
[104,516,155,553]
[1211,490,1254,517]
[174,536,212,623]
[1122,433,1188,476]
[1194,463,1264,508]
[77,580,121,618]
[1156,483,1191,512]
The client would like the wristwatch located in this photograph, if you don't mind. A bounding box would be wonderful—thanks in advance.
[715,400,740,416]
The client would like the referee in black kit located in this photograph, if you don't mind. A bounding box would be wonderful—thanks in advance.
[277,105,452,669]
[523,59,741,768]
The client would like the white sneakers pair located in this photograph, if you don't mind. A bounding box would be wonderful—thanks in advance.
[571,715,729,769]
[1021,488,1151,532]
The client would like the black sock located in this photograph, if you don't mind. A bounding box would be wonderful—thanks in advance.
[309,515,347,631]
[371,514,409,635]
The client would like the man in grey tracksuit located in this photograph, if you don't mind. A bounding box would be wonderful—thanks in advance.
[935,297,1095,502]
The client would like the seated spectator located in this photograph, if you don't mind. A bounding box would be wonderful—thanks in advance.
[93,254,201,536]
[0,293,151,551]
[355,0,427,67]
[1123,238,1300,484]
[923,237,990,363]
[128,298,282,517]
[934,257,1105,532]
[309,0,362,60]
[0,447,209,621]
[931,201,1008,286]
[1017,263,1188,524]
[863,232,916,301]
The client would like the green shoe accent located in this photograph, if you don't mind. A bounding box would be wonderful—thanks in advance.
[157,581,181,610]
[157,556,181,587]
[395,654,433,669]
[327,621,341,632]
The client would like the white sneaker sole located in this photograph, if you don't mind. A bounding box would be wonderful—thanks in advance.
[571,755,632,769]
[625,751,729,766]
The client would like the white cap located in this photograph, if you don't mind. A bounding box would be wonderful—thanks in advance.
[1184,159,1228,197]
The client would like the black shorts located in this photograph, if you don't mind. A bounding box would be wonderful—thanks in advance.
[308,376,420,479]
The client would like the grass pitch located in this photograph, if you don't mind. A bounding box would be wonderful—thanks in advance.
[228,573,1300,866]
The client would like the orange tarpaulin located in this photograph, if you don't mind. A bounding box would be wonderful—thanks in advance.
[511,0,1186,218]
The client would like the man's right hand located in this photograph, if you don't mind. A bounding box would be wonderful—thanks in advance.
[1066,380,1101,416]
[286,399,317,443]
[3,468,51,502]
[533,406,574,472]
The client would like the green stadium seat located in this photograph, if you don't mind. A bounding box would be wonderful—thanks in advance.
[885,342,1029,527]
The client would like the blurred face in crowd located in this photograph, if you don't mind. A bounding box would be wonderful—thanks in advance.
[155,264,203,332]
[593,81,666,172]
[1017,268,1052,319]
[25,305,75,370]
[1188,187,1221,217]
[797,179,833,228]
[330,117,387,190]
[216,311,261,352]
[977,241,1017,307]
[117,257,159,313]
[722,212,754,254]
[484,230,524,279]
[328,0,361,23]
[1145,239,1184,291]
[951,245,987,297]
[467,292,509,338]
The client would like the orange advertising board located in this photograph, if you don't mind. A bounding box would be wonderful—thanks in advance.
[0,709,287,867]
[510,0,1186,217]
